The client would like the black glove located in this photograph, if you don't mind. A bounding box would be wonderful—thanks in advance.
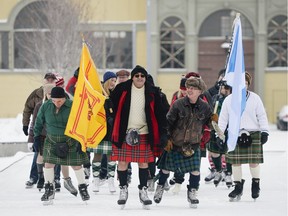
[33,136,41,152]
[23,126,29,136]
[76,143,83,153]
[261,132,269,145]
[215,137,225,151]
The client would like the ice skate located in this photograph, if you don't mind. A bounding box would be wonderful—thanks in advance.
[147,179,155,192]
[78,183,90,202]
[25,178,36,189]
[41,183,55,205]
[64,177,78,197]
[229,179,245,202]
[224,173,233,188]
[163,180,170,191]
[214,171,223,187]
[172,183,181,194]
[117,185,128,209]
[54,179,61,192]
[251,178,260,201]
[92,177,105,192]
[169,177,176,186]
[204,168,215,183]
[153,184,164,204]
[139,186,152,209]
[108,177,116,193]
[187,187,199,208]
[84,168,90,180]
[37,177,45,191]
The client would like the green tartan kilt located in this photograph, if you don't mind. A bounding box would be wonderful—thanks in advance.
[87,140,112,155]
[207,130,228,154]
[157,148,201,174]
[43,134,89,166]
[226,131,263,164]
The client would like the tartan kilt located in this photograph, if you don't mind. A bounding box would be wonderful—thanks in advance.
[226,131,263,164]
[157,148,201,174]
[207,130,228,154]
[111,134,154,163]
[43,134,89,166]
[87,140,112,155]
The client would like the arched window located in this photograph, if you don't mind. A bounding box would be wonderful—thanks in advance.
[160,16,185,68]
[267,15,287,67]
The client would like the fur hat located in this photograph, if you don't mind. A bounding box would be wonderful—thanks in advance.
[131,65,148,79]
[103,71,117,83]
[116,70,130,77]
[51,87,66,98]
[185,77,207,92]
[180,78,187,90]
[245,71,252,86]
[185,72,201,79]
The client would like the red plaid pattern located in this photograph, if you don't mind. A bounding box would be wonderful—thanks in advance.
[111,134,154,163]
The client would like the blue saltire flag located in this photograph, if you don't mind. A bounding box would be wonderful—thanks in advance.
[224,14,246,152]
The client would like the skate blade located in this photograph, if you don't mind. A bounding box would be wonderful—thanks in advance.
[142,205,150,210]
[43,199,53,206]
[189,203,198,208]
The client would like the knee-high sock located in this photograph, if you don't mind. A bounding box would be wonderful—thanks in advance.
[92,162,101,178]
[188,173,200,190]
[211,155,222,172]
[37,163,44,179]
[250,165,260,179]
[158,170,169,185]
[117,170,128,187]
[107,161,116,178]
[138,168,149,189]
[43,167,54,184]
[74,168,86,185]
[232,165,242,182]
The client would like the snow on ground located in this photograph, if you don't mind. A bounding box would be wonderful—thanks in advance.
[0,117,287,216]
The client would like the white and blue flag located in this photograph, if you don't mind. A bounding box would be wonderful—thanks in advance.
[224,14,246,152]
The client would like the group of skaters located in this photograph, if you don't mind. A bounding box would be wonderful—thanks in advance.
[22,65,269,208]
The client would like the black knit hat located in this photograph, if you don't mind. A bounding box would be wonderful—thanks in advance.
[51,87,66,98]
[131,65,148,79]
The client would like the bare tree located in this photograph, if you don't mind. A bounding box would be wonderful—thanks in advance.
[14,0,95,78]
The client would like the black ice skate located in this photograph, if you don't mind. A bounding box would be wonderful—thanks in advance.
[41,183,55,205]
[139,186,152,209]
[118,185,128,209]
[37,177,45,191]
[204,168,215,183]
[187,186,199,208]
[64,177,78,197]
[25,178,36,188]
[251,178,260,200]
[153,184,164,204]
[78,184,90,202]
[214,171,223,187]
[228,179,245,202]
[54,179,61,192]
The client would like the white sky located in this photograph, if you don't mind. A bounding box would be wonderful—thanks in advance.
[0,117,287,216]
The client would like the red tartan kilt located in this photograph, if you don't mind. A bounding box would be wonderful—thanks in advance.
[111,134,155,163]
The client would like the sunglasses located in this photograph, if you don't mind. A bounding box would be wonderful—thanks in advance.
[134,74,145,78]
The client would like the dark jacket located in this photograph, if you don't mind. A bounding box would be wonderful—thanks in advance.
[110,79,167,150]
[167,96,212,146]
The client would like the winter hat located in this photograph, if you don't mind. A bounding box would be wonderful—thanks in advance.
[116,70,130,77]
[44,72,56,80]
[103,71,117,83]
[185,72,201,79]
[43,83,55,95]
[55,76,65,87]
[147,74,155,86]
[245,71,252,86]
[130,65,148,79]
[185,77,207,92]
[180,78,187,90]
[74,67,79,78]
[51,86,66,98]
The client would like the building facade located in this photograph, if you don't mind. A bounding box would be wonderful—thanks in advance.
[0,0,287,123]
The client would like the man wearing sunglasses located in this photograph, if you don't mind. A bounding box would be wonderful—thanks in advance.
[110,65,167,209]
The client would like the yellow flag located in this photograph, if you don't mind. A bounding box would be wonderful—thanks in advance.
[65,43,107,152]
